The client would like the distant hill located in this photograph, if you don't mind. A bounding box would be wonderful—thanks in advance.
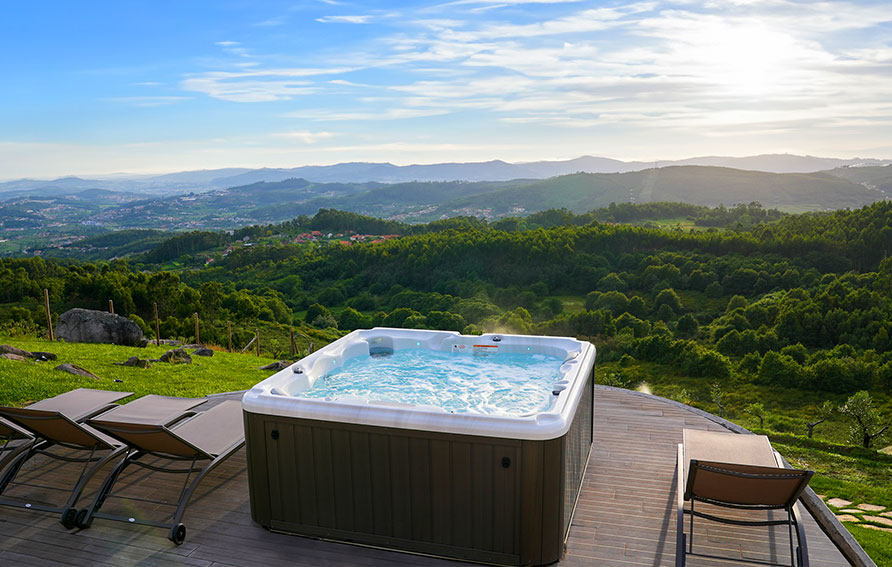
[440,167,879,215]
[4,154,890,198]
[825,165,892,192]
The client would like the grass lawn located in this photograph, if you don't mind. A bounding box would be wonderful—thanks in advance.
[0,335,279,406]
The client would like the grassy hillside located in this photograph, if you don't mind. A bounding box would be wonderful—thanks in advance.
[450,167,879,214]
[827,165,892,192]
[0,336,280,405]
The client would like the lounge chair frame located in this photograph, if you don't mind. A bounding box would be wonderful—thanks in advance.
[676,443,813,567]
[0,390,133,528]
[78,400,245,544]
[0,418,35,474]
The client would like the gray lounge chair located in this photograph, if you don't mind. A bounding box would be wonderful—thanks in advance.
[676,428,813,567]
[0,391,203,528]
[79,399,245,544]
[0,388,134,526]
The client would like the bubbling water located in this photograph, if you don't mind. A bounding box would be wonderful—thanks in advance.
[297,349,564,416]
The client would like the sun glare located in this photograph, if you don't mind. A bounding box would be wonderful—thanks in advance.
[685,20,806,98]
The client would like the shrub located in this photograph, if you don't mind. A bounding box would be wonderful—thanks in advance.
[704,281,724,298]
[756,351,803,388]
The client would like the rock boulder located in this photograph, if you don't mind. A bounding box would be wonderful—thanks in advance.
[55,363,100,379]
[259,360,291,371]
[160,348,192,364]
[55,308,144,347]
[0,344,31,357]
[115,356,151,368]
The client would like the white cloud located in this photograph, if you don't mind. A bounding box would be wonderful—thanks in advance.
[272,130,336,143]
[181,67,354,102]
[316,15,372,24]
[256,16,286,27]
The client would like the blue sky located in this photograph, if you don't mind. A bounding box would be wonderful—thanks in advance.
[1,0,891,179]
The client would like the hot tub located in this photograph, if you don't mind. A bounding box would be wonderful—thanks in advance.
[242,328,596,566]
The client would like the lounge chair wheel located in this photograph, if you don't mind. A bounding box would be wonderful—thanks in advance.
[61,508,77,529]
[75,508,91,529]
[170,523,186,545]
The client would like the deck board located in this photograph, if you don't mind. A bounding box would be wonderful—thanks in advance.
[0,388,853,566]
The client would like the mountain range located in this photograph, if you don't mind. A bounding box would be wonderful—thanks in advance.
[2,154,889,199]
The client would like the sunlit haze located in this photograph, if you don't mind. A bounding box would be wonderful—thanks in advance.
[2,0,891,179]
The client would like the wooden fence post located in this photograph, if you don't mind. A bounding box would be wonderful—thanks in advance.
[194,312,200,345]
[255,329,260,357]
[108,299,114,314]
[153,302,160,346]
[44,289,54,341]
[289,326,296,357]
[227,321,232,353]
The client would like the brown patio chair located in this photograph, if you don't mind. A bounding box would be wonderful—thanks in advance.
[78,399,245,544]
[0,388,134,527]
[676,428,813,567]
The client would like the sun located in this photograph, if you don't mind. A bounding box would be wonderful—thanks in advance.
[682,19,812,99]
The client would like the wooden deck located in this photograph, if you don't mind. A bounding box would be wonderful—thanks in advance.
[0,388,853,567]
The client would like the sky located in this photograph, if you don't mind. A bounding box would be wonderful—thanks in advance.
[1,0,891,179]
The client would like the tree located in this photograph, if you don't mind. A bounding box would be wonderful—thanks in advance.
[704,281,724,298]
[305,303,336,328]
[838,391,889,449]
[710,383,726,418]
[676,313,699,337]
[806,401,834,439]
[338,307,372,331]
[726,294,748,312]
[598,272,628,291]
[756,351,802,388]
[744,402,765,429]
[199,281,224,322]
[654,288,682,312]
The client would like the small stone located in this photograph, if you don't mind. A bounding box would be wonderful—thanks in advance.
[157,339,183,346]
[870,516,892,527]
[839,509,864,514]
[827,498,852,508]
[862,525,892,533]
[113,379,124,383]
[1,353,27,362]
[835,514,861,523]
[856,503,886,512]
[0,344,32,357]
[30,351,57,361]
[259,360,291,371]
[881,511,892,518]
[816,494,826,500]
[115,356,151,368]
[54,363,100,380]
[192,347,214,357]
[160,348,192,364]
[182,344,202,349]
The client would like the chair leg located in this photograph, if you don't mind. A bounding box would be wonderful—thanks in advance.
[77,449,138,528]
[168,441,243,543]
[60,446,127,522]
[0,443,39,495]
[792,502,809,567]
